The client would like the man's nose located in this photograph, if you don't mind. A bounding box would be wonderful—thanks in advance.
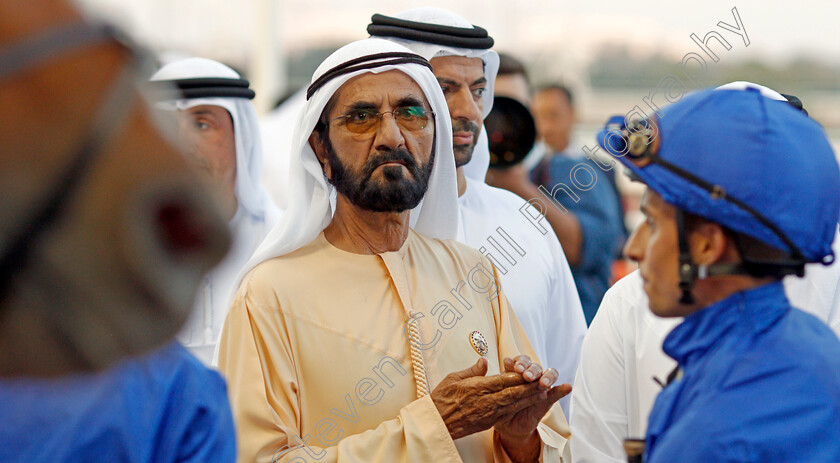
[373,112,407,151]
[448,88,482,123]
[623,225,645,263]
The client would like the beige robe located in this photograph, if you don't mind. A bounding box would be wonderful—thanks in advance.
[218,229,570,462]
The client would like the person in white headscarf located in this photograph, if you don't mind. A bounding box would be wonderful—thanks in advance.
[217,38,573,463]
[150,58,282,365]
[368,7,587,417]
[568,82,840,462]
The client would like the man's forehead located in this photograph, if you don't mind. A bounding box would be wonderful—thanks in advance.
[429,55,484,78]
[333,70,428,106]
[183,104,228,116]
[641,189,674,216]
[534,89,570,108]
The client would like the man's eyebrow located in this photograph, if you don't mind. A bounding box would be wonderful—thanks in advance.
[344,101,378,112]
[395,96,425,108]
[436,77,460,87]
[471,77,487,87]
[190,109,215,117]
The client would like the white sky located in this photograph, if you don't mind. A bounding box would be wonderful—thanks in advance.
[73,0,840,123]
[77,0,840,67]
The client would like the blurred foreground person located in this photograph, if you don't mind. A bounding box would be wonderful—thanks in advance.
[570,84,840,463]
[369,7,586,416]
[0,3,235,461]
[218,38,572,462]
[584,85,840,462]
[150,58,282,365]
[0,342,236,462]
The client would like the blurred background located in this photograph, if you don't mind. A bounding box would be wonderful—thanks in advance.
[76,0,840,280]
[76,0,840,123]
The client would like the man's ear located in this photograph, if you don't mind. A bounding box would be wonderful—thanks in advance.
[308,131,332,180]
[689,222,734,265]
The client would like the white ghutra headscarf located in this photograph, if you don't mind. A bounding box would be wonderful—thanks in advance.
[150,58,279,224]
[369,7,500,183]
[235,38,459,287]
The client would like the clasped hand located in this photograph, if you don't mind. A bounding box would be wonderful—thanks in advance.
[430,355,570,441]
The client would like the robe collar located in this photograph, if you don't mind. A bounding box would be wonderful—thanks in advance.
[662,281,789,366]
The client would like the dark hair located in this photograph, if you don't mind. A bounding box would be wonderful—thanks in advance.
[683,212,799,279]
[536,83,574,109]
[497,52,528,78]
[313,93,340,141]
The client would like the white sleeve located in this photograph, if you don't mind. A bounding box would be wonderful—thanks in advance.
[568,283,630,463]
[829,275,840,339]
[785,226,840,340]
[829,228,840,339]
[543,234,587,418]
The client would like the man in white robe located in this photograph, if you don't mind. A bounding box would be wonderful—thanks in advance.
[150,58,282,365]
[569,83,840,462]
[368,8,587,416]
[218,38,574,463]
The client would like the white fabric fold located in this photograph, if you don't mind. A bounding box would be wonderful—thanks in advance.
[379,7,500,182]
[150,58,282,364]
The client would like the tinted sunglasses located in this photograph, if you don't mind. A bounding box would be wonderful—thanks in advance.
[330,106,434,134]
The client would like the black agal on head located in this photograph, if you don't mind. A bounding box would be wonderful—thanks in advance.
[152,77,256,100]
[306,52,432,100]
[367,13,494,49]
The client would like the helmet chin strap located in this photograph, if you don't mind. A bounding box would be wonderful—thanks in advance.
[676,209,697,304]
[676,209,750,305]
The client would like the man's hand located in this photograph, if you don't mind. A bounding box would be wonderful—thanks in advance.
[430,357,550,440]
[494,356,571,463]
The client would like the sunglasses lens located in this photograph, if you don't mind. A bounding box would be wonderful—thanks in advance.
[341,107,431,134]
[344,109,379,133]
[395,107,429,131]
[345,121,376,133]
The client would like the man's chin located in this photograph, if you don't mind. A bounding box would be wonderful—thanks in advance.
[378,164,410,181]
[356,194,422,213]
[453,145,474,168]
[349,177,427,213]
[647,297,695,319]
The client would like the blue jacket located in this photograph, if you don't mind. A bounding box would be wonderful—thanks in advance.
[645,282,840,462]
[0,342,236,462]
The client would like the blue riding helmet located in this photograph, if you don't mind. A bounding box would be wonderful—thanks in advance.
[598,87,839,300]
